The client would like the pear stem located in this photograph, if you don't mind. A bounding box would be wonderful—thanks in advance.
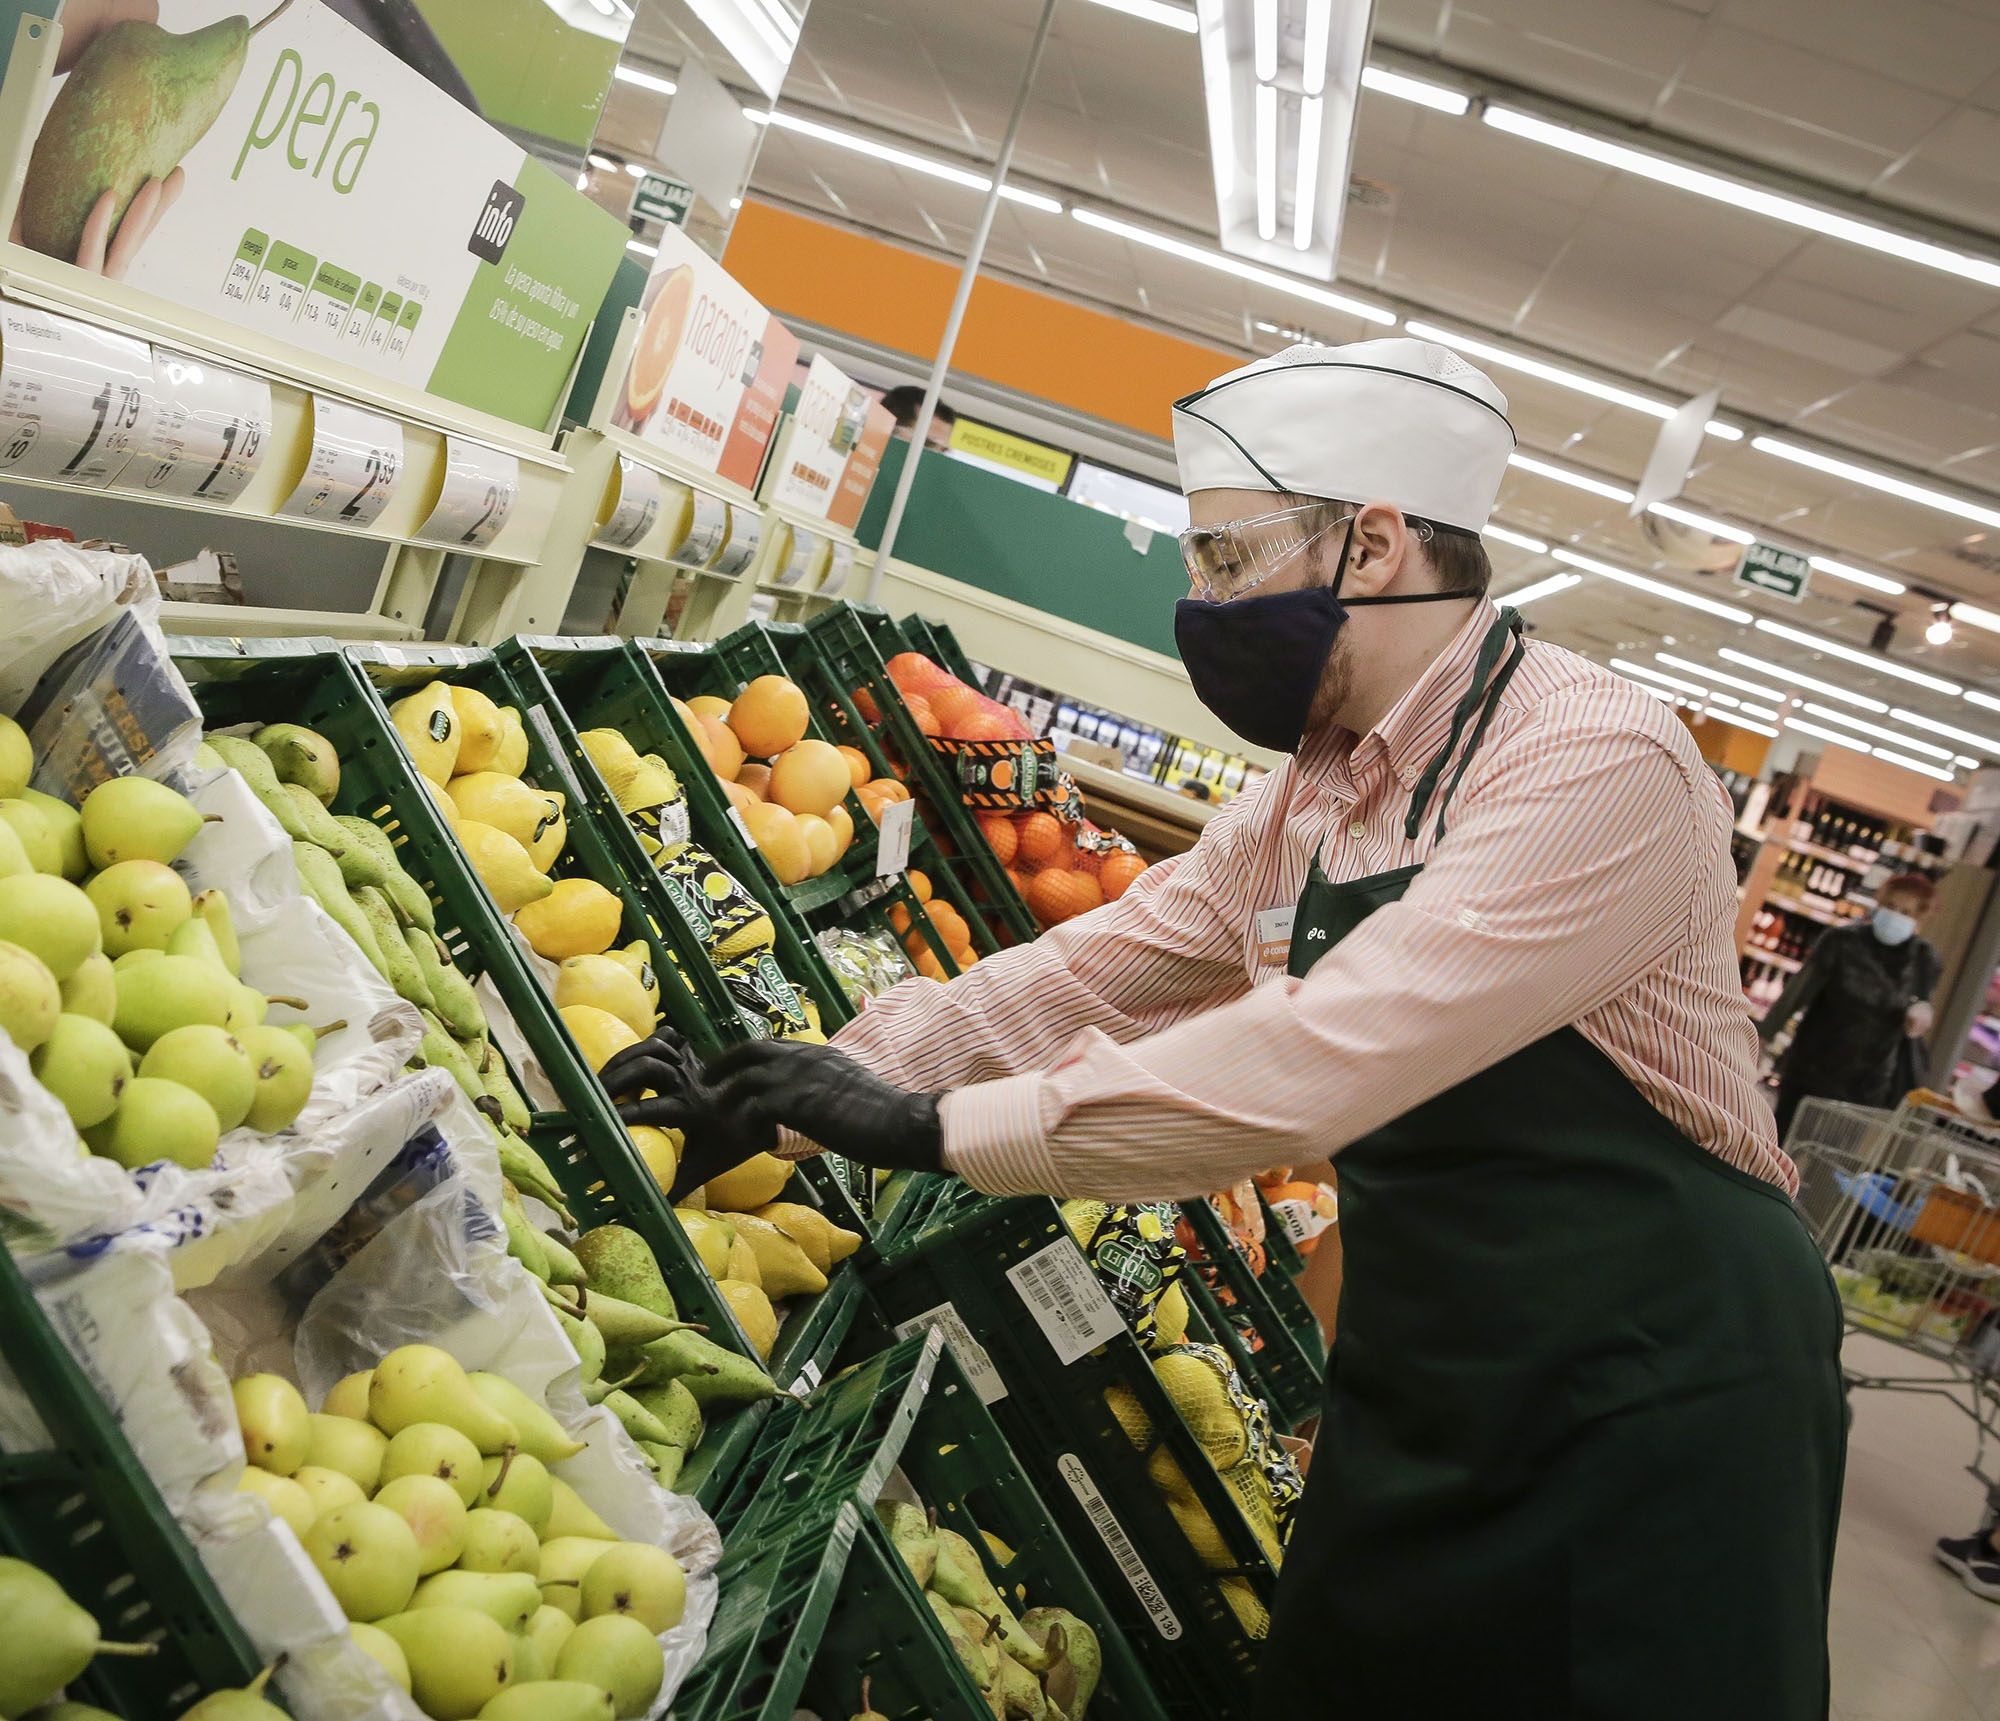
[94,1640,161,1658]
[202,814,225,824]
[251,0,295,33]
[265,994,310,1011]
[486,1445,518,1497]
[860,1678,872,1714]
[312,1019,349,1039]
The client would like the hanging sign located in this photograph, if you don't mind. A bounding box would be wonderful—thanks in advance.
[418,438,520,549]
[948,418,1073,488]
[629,173,695,228]
[280,394,403,527]
[128,349,272,503]
[597,456,664,550]
[1735,541,1811,603]
[0,300,156,488]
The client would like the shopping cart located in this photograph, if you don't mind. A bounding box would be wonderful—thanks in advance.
[1790,1097,2000,1509]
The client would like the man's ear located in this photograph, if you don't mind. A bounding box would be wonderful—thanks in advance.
[1335,503,1413,599]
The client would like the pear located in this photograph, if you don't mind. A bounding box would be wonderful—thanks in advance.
[252,723,341,803]
[22,788,86,879]
[239,1024,315,1132]
[0,797,59,873]
[465,1377,583,1470]
[322,1368,373,1420]
[0,937,60,1051]
[454,819,552,912]
[371,1345,520,1454]
[0,714,28,798]
[535,1538,611,1620]
[632,1329,779,1411]
[115,955,236,1051]
[375,1604,516,1720]
[175,1680,287,1721]
[30,1012,132,1127]
[80,776,213,868]
[86,859,191,957]
[193,889,242,973]
[304,1501,421,1621]
[234,1373,310,1475]
[579,1541,684,1634]
[0,1558,155,1716]
[85,1075,220,1170]
[235,1464,314,1537]
[40,1703,124,1721]
[459,1507,540,1576]
[0,817,29,879]
[138,1023,255,1131]
[373,1473,469,1575]
[294,1464,366,1519]
[525,1604,576,1669]
[389,682,463,783]
[349,1619,412,1692]
[876,1499,937,1587]
[166,911,228,969]
[508,1634,547,1683]
[381,1421,486,1507]
[544,1478,619,1543]
[1022,1609,1099,1719]
[554,1614,663,1719]
[409,1569,541,1634]
[571,1225,676,1319]
[306,1412,387,1492]
[994,1651,1048,1720]
[58,949,115,1024]
[480,1450,554,1535]
[0,873,104,977]
[479,1681,614,1721]
[932,1529,1046,1671]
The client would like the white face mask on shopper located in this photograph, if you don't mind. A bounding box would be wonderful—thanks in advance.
[1872,908,1916,946]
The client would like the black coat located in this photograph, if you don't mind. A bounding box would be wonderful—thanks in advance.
[1759,922,1941,1108]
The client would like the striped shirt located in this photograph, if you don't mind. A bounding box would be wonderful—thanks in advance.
[826,599,1789,1202]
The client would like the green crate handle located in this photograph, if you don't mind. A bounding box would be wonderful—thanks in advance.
[1177,1202,1326,1434]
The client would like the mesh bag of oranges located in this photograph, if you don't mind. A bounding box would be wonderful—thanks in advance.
[883,649,1058,811]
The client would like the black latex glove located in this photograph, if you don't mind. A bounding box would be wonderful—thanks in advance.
[703,1040,944,1174]
[598,1030,777,1201]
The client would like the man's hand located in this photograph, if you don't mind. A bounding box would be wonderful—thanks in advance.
[598,1030,778,1201]
[1909,1000,1935,1039]
[704,1040,944,1173]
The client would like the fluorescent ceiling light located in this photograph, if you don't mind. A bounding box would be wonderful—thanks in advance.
[1483,105,2000,293]
[1637,684,1679,705]
[1252,0,1276,81]
[1796,703,1953,760]
[626,239,658,257]
[1705,709,1779,739]
[1509,452,1635,503]
[1071,208,1396,321]
[1751,437,2000,532]
[1888,707,2000,758]
[755,110,1064,212]
[623,161,646,177]
[1254,83,1277,243]
[613,64,678,95]
[1752,618,1962,696]
[1785,717,1870,755]
[1359,65,1470,115]
[1293,95,1324,252]
[1486,523,1550,554]
[1647,501,1754,545]
[1808,556,1905,596]
[1707,691,1741,708]
[1960,756,1984,771]
[1718,648,1887,713]
[587,153,619,171]
[1951,602,2000,635]
[1612,657,1709,698]
[1405,318,1740,439]
[1738,703,1781,722]
[1874,749,1956,782]
[1965,690,2000,715]
[1552,547,1751,621]
[1079,0,1199,26]
[1499,571,1581,606]
[1300,0,1331,97]
[1656,653,1784,702]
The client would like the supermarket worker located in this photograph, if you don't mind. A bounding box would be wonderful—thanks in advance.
[607,338,1847,1718]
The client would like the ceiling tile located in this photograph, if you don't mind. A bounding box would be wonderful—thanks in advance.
[1875,105,2000,230]
[1435,0,1707,119]
[1715,0,2000,101]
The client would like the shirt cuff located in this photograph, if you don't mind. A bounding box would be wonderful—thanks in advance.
[774,1126,823,1162]
[939,1074,1059,1195]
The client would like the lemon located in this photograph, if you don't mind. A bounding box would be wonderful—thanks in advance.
[448,685,505,775]
[627,1123,680,1192]
[719,1279,779,1359]
[449,773,566,872]
[605,941,660,1013]
[516,879,622,961]
[578,729,643,800]
[675,1208,734,1279]
[491,708,529,777]
[556,954,655,1037]
[456,819,552,913]
[724,1232,760,1289]
[558,1003,639,1071]
[729,1213,827,1298]
[388,682,461,783]
[702,1151,792,1212]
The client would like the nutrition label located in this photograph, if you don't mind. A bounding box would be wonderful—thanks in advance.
[224,228,425,365]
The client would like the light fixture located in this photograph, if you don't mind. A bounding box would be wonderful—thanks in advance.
[1498,571,1582,606]
[1951,602,2000,635]
[1509,452,1635,504]
[1964,690,2000,715]
[1293,96,1325,252]
[1718,648,1888,713]
[1070,208,1396,321]
[1873,750,1957,783]
[1077,0,1200,27]
[1253,83,1277,243]
[1252,0,1275,80]
[587,153,619,172]
[1655,653,1785,703]
[626,239,658,257]
[1888,708,2000,758]
[1738,703,1781,722]
[1706,690,1740,707]
[1751,437,2000,532]
[753,110,1065,212]
[1647,501,1754,545]
[1611,658,1712,697]
[1960,756,1984,771]
[1808,556,1905,596]
[1358,65,1471,115]
[1795,703,1953,761]
[1404,319,1740,440]
[1486,523,1550,554]
[1300,0,1331,96]
[1784,717,1870,755]
[613,64,678,95]
[686,0,796,95]
[623,161,647,178]
[1551,547,1752,622]
[1482,105,2000,293]
[1927,605,1956,647]
[1752,618,1963,695]
[1704,709,1780,739]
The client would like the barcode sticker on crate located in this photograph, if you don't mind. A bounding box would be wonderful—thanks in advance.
[526,706,587,804]
[790,1358,823,1396]
[1007,1240,1125,1364]
[1055,1453,1183,1640]
[894,1302,1007,1404]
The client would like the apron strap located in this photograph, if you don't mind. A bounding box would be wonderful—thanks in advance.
[1405,609,1526,843]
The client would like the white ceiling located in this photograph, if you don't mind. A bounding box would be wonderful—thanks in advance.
[594,0,2000,769]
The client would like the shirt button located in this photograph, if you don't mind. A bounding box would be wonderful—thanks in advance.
[1459,907,1487,930]
[1347,820,1366,840]
[1398,766,1417,786]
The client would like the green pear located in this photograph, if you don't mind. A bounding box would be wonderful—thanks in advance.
[115,955,237,1052]
[0,714,29,799]
[81,775,213,868]
[0,873,103,977]
[239,1023,315,1132]
[253,723,341,804]
[381,1421,485,1507]
[0,1559,155,1716]
[579,1541,684,1635]
[24,787,86,880]
[370,1345,520,1454]
[321,1369,373,1420]
[479,1682,614,1721]
[85,1075,220,1169]
[0,797,59,872]
[468,1374,584,1466]
[37,1701,126,1720]
[0,937,60,1051]
[349,1619,411,1692]
[0,816,29,880]
[372,1473,469,1575]
[86,859,191,957]
[458,1508,540,1577]
[30,1012,132,1127]
[409,1569,541,1633]
[554,1614,663,1718]
[294,1464,366,1519]
[235,1465,314,1537]
[525,1604,575,1670]
[58,949,115,1024]
[192,888,242,973]
[375,1605,516,1720]
[306,1412,387,1492]
[545,1478,619,1542]
[166,912,227,968]
[535,1538,611,1621]
[304,1501,421,1621]
[138,1023,254,1130]
[479,1451,553,1535]
[167,1665,285,1719]
[508,1632,547,1685]
[234,1373,309,1475]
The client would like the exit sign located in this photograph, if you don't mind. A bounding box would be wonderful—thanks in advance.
[629,173,694,228]
[1735,541,1811,602]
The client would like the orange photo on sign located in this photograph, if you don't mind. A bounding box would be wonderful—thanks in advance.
[625,265,694,427]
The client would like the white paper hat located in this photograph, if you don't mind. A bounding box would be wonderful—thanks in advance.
[1172,337,1515,533]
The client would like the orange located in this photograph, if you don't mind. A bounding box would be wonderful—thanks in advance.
[856,786,890,826]
[887,903,912,933]
[1100,851,1147,901]
[956,709,1022,743]
[724,780,761,818]
[688,695,733,723]
[729,675,810,758]
[926,902,968,948]
[626,265,693,422]
[907,868,933,903]
[914,950,948,982]
[951,945,978,971]
[976,814,1019,866]
[928,685,987,737]
[869,778,911,803]
[670,695,700,730]
[1016,812,1063,868]
[769,739,850,819]
[1003,866,1026,897]
[796,813,838,877]
[825,803,854,856]
[886,652,952,696]
[904,695,940,738]
[852,685,881,723]
[698,715,744,781]
[735,761,772,800]
[836,745,871,789]
[743,801,809,885]
[1026,868,1102,927]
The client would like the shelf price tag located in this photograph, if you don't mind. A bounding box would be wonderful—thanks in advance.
[597,456,662,550]
[282,395,403,528]
[671,491,729,570]
[419,437,520,550]
[774,526,820,588]
[0,300,156,489]
[875,796,915,878]
[710,506,764,580]
[129,350,272,504]
[820,542,856,597]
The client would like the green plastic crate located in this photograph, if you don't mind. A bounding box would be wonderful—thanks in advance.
[853,1180,1281,1717]
[713,1330,1173,1721]
[173,639,773,1506]
[0,1243,262,1717]
[1177,1203,1325,1434]
[899,614,985,692]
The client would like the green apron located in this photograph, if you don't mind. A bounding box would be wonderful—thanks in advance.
[1256,615,1847,1718]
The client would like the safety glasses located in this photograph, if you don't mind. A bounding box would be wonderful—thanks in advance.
[1177,502,1354,603]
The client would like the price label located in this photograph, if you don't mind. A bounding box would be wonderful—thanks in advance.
[709,505,764,579]
[1006,1239,1126,1364]
[597,457,663,550]
[894,1303,1007,1403]
[281,395,404,528]
[0,301,157,488]
[672,490,730,570]
[875,796,915,878]
[419,438,520,550]
[129,350,272,504]
[775,526,820,588]
[820,542,856,597]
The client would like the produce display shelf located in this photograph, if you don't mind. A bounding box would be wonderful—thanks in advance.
[853,1179,1281,1718]
[1253,1191,1306,1281]
[0,1242,263,1718]
[1178,1202,1325,1434]
[714,1330,1172,1719]
[176,641,771,1506]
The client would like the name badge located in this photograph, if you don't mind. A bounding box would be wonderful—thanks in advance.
[1254,904,1296,966]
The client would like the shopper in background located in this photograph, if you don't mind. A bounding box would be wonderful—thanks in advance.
[1758,873,1942,1141]
[610,338,1845,1719]
[879,384,957,452]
